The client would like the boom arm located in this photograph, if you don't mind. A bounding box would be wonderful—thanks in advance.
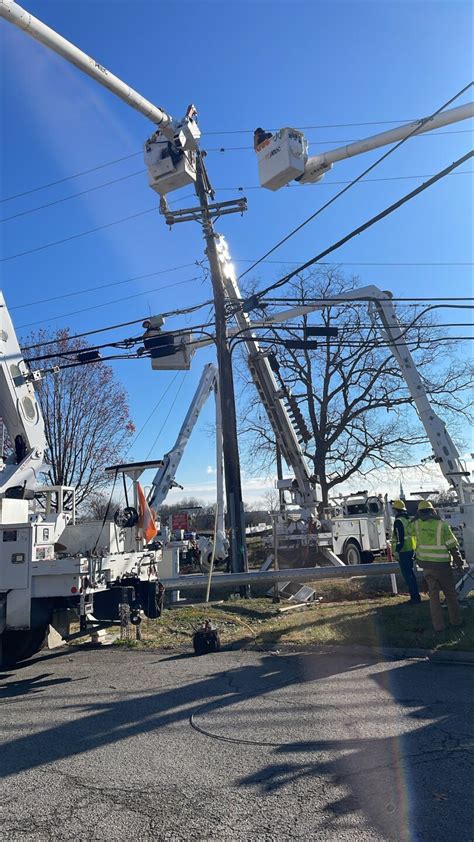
[147,363,218,510]
[253,285,472,503]
[215,237,319,516]
[0,293,46,496]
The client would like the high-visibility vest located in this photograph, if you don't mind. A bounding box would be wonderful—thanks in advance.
[391,515,416,553]
[410,518,458,563]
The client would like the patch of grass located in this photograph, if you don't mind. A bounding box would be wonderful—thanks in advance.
[137,593,474,654]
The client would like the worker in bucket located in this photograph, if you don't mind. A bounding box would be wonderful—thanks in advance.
[409,501,464,632]
[391,500,421,604]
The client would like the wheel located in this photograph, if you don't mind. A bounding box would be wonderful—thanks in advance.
[0,625,49,667]
[343,540,362,566]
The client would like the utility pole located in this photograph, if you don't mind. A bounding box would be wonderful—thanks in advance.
[192,154,248,575]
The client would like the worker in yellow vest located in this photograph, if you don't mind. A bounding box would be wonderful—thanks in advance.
[408,500,464,632]
[391,500,420,603]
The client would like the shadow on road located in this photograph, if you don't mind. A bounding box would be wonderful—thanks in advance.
[1,645,473,840]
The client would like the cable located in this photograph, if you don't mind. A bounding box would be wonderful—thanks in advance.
[16,276,203,330]
[240,149,474,307]
[236,259,474,267]
[0,170,143,223]
[1,207,156,263]
[0,151,142,203]
[3,169,472,224]
[2,117,471,207]
[1,190,196,263]
[206,128,473,152]
[238,82,473,280]
[10,263,198,310]
[144,372,190,460]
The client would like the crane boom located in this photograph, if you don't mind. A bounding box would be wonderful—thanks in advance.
[148,364,218,511]
[215,237,319,516]
[0,0,175,138]
[302,103,474,183]
[0,293,46,496]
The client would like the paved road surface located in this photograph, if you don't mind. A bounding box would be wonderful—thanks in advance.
[1,645,473,841]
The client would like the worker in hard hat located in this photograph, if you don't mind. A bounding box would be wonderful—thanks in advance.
[253,127,273,151]
[408,501,464,632]
[391,500,420,604]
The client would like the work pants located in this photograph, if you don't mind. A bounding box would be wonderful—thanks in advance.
[397,550,420,602]
[421,562,461,632]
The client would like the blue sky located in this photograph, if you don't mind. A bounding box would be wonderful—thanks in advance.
[1,0,473,504]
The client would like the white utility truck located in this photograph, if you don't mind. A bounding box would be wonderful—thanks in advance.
[0,294,164,666]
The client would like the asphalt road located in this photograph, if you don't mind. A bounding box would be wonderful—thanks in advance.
[0,643,473,841]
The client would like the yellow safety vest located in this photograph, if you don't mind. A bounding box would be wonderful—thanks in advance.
[410,518,458,564]
[391,515,416,553]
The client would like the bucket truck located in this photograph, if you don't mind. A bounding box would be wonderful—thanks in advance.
[0,293,165,667]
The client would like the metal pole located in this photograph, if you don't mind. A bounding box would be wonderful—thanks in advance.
[159,561,401,591]
[194,156,248,577]
[214,377,225,536]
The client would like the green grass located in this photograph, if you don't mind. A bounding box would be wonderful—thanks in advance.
[128,590,474,654]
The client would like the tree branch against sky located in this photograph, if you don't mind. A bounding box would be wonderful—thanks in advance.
[24,329,135,507]
[239,268,473,506]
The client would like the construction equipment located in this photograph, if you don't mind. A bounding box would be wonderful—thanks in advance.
[0,295,164,666]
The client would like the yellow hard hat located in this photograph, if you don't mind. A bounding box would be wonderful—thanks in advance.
[418,500,435,511]
[391,499,406,511]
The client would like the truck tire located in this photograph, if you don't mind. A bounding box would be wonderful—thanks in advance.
[343,539,362,566]
[0,625,49,667]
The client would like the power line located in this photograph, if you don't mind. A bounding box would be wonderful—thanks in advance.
[2,170,473,225]
[2,119,472,206]
[237,259,473,267]
[0,152,142,204]
[0,170,143,223]
[206,128,473,153]
[1,207,156,263]
[238,82,474,280]
[9,262,198,310]
[16,276,205,330]
[240,149,474,306]
[1,188,197,262]
[145,372,189,460]
[203,118,472,135]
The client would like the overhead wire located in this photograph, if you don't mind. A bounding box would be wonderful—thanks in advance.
[238,81,474,281]
[238,149,474,307]
[1,191,196,263]
[15,276,205,330]
[206,128,473,153]
[1,169,472,225]
[144,372,189,460]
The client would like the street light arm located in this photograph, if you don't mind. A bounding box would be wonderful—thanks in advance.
[0,0,176,138]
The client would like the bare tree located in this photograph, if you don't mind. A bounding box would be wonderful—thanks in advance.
[240,268,473,506]
[24,329,135,507]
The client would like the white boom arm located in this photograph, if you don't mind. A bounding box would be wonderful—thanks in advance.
[215,238,319,516]
[148,363,218,510]
[254,285,473,504]
[302,103,474,183]
[0,293,46,496]
[0,0,176,139]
